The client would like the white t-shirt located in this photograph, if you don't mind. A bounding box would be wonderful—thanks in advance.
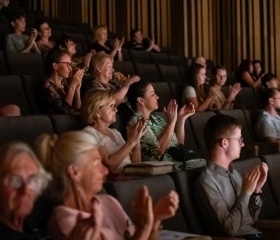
[182,86,196,103]
[83,126,131,173]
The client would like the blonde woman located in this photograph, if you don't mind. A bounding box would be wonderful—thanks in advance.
[90,25,124,61]
[82,90,146,174]
[36,131,179,240]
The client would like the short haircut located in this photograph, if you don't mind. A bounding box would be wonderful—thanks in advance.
[91,52,113,77]
[82,89,115,126]
[260,88,279,108]
[8,8,25,23]
[130,28,141,40]
[261,73,278,88]
[34,18,48,32]
[93,25,107,41]
[204,114,242,150]
[45,48,69,76]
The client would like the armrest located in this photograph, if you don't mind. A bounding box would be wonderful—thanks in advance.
[240,145,259,158]
[212,237,245,240]
[254,141,280,154]
[256,219,280,230]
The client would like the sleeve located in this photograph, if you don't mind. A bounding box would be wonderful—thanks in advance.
[41,82,79,115]
[194,175,251,237]
[248,195,262,221]
[183,86,197,99]
[5,34,16,52]
[257,115,278,138]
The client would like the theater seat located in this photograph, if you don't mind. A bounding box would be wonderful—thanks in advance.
[135,63,161,82]
[0,50,8,75]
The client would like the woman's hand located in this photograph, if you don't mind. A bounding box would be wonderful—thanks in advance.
[228,83,241,101]
[70,69,84,89]
[178,102,195,121]
[208,86,219,98]
[112,38,120,50]
[153,190,179,222]
[83,51,93,69]
[127,118,146,144]
[163,99,178,124]
[119,37,125,49]
[124,75,141,87]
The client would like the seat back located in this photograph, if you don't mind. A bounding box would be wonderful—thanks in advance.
[0,75,31,115]
[260,154,280,205]
[158,64,182,84]
[134,63,161,82]
[104,174,188,232]
[113,61,136,76]
[232,157,279,220]
[0,50,8,75]
[168,54,187,67]
[235,87,260,110]
[150,52,169,65]
[130,50,151,64]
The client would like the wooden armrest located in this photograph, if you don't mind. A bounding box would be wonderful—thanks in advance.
[256,219,280,230]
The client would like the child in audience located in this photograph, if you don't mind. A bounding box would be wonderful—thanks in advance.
[208,65,241,109]
[36,130,179,240]
[35,19,54,54]
[129,28,161,52]
[237,59,263,88]
[90,25,124,61]
[5,8,41,53]
[182,63,218,111]
[40,48,84,114]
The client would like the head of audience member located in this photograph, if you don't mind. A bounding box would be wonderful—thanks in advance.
[35,131,108,206]
[46,48,72,77]
[82,90,116,127]
[237,59,253,76]
[35,19,52,40]
[127,81,158,114]
[8,8,26,33]
[188,63,206,88]
[204,114,243,160]
[130,28,144,43]
[253,60,263,77]
[91,52,113,81]
[54,36,76,56]
[192,56,206,68]
[261,73,278,89]
[93,25,108,43]
[0,0,10,9]
[210,65,227,86]
[0,142,51,232]
[260,88,280,111]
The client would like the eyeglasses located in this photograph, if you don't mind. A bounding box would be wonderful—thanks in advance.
[3,174,43,191]
[56,62,72,68]
[100,103,117,111]
[272,98,280,100]
[226,137,244,145]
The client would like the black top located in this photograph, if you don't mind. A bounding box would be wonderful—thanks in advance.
[0,222,50,240]
[129,38,151,51]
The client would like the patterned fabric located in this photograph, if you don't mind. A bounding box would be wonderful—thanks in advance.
[5,33,29,53]
[0,222,50,240]
[256,111,280,140]
[40,79,80,115]
[129,38,150,51]
[36,40,54,54]
[129,112,206,170]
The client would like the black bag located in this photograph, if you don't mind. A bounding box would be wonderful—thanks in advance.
[160,144,200,162]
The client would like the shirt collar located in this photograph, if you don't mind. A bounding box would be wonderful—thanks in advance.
[207,161,234,177]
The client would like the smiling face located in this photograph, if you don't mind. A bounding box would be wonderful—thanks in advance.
[11,17,26,33]
[0,153,39,222]
[38,22,52,38]
[100,57,114,81]
[97,100,117,125]
[53,53,72,78]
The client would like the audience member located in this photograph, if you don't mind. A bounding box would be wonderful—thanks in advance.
[256,88,280,144]
[0,104,20,116]
[41,48,84,115]
[0,0,9,10]
[253,60,264,79]
[127,81,205,170]
[82,90,146,174]
[261,73,278,89]
[195,114,268,239]
[182,63,218,111]
[90,25,124,61]
[34,19,54,54]
[129,28,161,52]
[36,130,179,240]
[0,141,51,239]
[208,65,241,109]
[237,59,263,88]
[191,56,206,68]
[5,9,41,53]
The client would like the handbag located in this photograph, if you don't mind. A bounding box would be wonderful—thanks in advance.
[160,144,200,162]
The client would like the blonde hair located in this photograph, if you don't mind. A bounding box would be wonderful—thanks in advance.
[93,25,107,41]
[82,89,115,126]
[91,52,113,77]
[35,131,101,202]
[0,142,52,195]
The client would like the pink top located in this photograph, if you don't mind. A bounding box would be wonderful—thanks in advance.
[47,194,135,240]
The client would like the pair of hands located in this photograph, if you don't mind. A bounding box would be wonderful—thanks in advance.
[70,68,85,92]
[127,117,146,145]
[228,83,241,102]
[113,37,125,50]
[164,99,195,124]
[83,50,96,69]
[242,162,269,195]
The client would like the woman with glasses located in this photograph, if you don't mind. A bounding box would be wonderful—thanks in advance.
[0,141,51,239]
[36,130,179,240]
[82,89,146,175]
[40,48,84,114]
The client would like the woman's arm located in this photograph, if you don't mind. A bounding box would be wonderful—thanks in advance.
[222,83,241,109]
[65,69,84,107]
[241,71,261,88]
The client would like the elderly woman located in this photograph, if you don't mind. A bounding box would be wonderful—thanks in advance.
[35,131,179,240]
[127,81,205,170]
[208,65,241,109]
[41,48,84,115]
[90,25,124,61]
[0,141,51,239]
[82,89,145,174]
